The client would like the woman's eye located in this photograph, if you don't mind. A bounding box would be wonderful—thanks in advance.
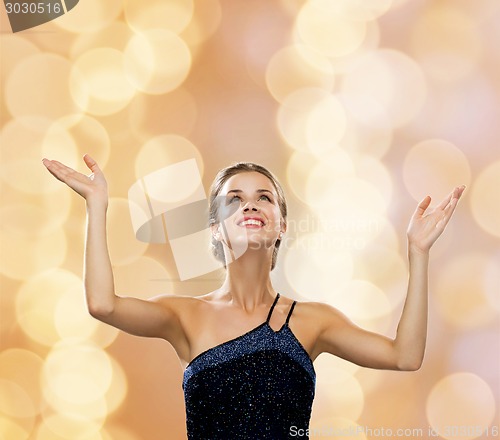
[229,196,241,203]
[259,195,271,202]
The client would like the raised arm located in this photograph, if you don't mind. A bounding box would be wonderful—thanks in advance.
[42,155,189,357]
[314,185,466,370]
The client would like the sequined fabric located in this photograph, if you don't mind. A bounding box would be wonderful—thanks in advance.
[183,293,316,439]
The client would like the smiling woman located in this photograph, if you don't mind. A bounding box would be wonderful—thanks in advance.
[41,155,465,439]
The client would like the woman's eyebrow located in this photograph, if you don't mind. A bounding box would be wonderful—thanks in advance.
[226,189,274,195]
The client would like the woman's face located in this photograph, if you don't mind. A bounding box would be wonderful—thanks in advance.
[215,171,284,262]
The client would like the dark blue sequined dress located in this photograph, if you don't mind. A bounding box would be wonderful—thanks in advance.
[183,293,316,439]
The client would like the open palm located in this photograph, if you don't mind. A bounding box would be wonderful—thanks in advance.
[42,154,108,205]
[407,185,466,254]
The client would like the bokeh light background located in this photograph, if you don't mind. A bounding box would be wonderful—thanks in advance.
[1,0,499,439]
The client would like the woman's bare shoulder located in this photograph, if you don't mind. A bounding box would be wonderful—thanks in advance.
[291,297,349,327]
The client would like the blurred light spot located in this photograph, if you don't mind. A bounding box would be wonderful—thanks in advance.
[403,139,471,203]
[339,93,393,158]
[306,95,348,156]
[0,117,78,194]
[70,22,132,59]
[16,270,79,345]
[101,424,142,440]
[328,19,381,75]
[435,254,497,329]
[307,175,388,214]
[334,280,392,323]
[470,161,500,238]
[353,245,407,311]
[129,88,198,141]
[296,2,367,57]
[180,0,222,47]
[266,45,335,104]
[427,373,496,440]
[113,257,174,298]
[0,35,40,94]
[108,198,148,266]
[105,357,128,415]
[49,115,111,169]
[449,330,500,387]
[124,0,194,34]
[0,379,35,419]
[134,134,204,181]
[124,30,192,95]
[1,228,66,281]
[285,151,319,203]
[277,88,334,152]
[5,54,82,120]
[313,357,364,420]
[354,155,393,203]
[484,251,500,312]
[341,49,427,127]
[54,0,122,33]
[35,412,103,439]
[309,417,367,440]
[0,194,70,238]
[0,349,44,417]
[309,0,394,22]
[70,48,136,116]
[411,6,482,83]
[305,149,356,202]
[0,416,30,440]
[284,234,353,302]
[42,341,112,406]
[54,285,99,341]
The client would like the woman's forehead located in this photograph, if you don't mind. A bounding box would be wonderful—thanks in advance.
[221,172,277,194]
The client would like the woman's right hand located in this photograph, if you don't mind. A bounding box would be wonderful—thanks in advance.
[42,154,108,207]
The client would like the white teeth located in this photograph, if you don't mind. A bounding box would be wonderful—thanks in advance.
[240,219,263,226]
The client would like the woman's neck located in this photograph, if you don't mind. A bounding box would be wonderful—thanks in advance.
[218,250,276,312]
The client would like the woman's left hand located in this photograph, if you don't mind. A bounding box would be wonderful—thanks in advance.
[406,185,466,254]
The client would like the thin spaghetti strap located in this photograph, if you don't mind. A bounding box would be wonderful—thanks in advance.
[285,301,297,325]
[265,293,280,323]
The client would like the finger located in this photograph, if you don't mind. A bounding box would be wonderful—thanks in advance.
[436,188,456,211]
[83,154,100,173]
[413,195,431,218]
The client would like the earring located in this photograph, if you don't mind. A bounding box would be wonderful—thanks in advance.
[279,232,284,240]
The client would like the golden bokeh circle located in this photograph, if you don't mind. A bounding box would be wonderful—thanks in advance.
[341,49,427,127]
[134,134,204,180]
[180,0,222,48]
[124,29,192,95]
[42,340,113,406]
[0,349,44,418]
[266,44,335,104]
[314,358,365,420]
[435,253,497,329]
[296,2,367,58]
[0,117,79,195]
[0,379,36,420]
[0,228,67,281]
[283,233,354,302]
[54,0,122,33]
[70,48,136,116]
[124,0,194,35]
[309,0,394,22]
[411,6,482,83]
[426,373,496,440]
[0,416,30,440]
[5,53,82,120]
[403,139,471,203]
[35,412,104,440]
[470,161,500,238]
[15,269,80,345]
[285,151,319,203]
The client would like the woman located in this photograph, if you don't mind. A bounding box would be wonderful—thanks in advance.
[42,154,465,439]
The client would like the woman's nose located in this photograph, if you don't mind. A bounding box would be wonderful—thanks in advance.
[243,202,258,212]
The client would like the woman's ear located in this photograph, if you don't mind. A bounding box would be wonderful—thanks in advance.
[210,223,221,241]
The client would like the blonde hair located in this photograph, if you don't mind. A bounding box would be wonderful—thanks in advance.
[208,162,287,270]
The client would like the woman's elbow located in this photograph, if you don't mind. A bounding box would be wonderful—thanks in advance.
[397,357,423,371]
